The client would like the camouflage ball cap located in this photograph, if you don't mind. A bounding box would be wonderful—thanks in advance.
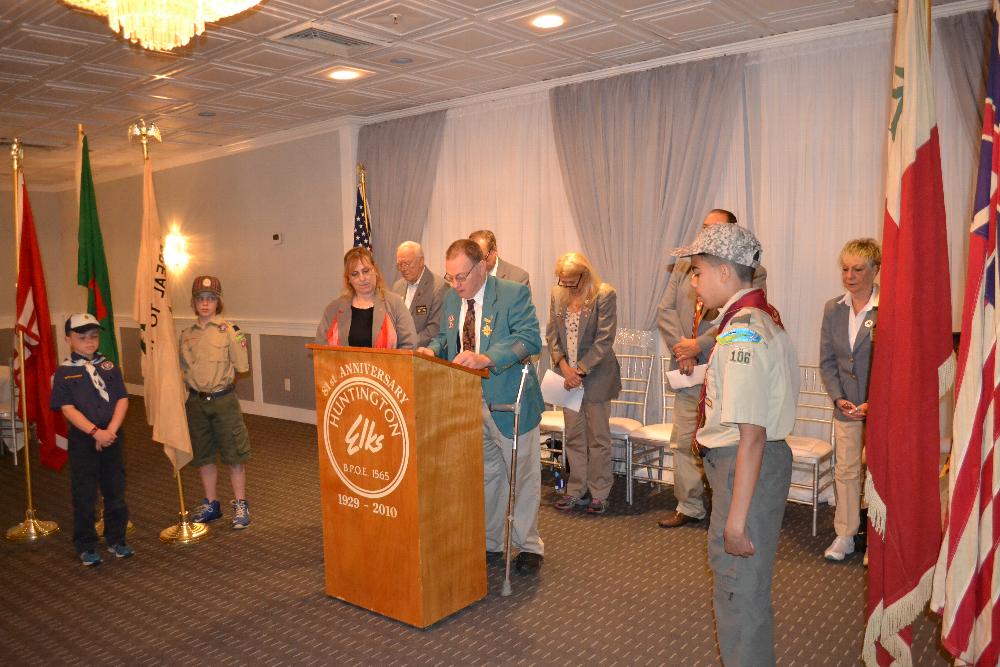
[192,275,223,298]
[672,223,762,268]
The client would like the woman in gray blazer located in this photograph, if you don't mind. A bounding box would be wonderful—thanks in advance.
[819,238,880,562]
[545,252,621,515]
[316,247,417,350]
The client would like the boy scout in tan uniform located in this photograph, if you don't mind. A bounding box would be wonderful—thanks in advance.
[180,275,253,529]
[672,224,798,667]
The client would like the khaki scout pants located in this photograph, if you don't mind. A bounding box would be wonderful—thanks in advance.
[563,400,613,502]
[703,441,792,667]
[481,402,544,556]
[671,386,708,520]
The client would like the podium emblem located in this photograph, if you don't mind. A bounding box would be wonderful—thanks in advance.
[321,372,411,499]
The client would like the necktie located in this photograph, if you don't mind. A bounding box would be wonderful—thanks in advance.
[462,299,476,352]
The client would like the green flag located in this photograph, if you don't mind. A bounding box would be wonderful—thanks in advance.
[77,134,119,363]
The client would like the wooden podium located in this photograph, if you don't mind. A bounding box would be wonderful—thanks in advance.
[308,346,488,628]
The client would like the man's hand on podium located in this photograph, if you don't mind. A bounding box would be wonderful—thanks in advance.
[453,351,493,370]
[416,347,434,356]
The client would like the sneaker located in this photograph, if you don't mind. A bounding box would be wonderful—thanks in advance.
[189,499,222,523]
[554,495,588,511]
[107,542,134,559]
[586,498,608,515]
[824,536,856,561]
[231,499,250,530]
[80,550,102,566]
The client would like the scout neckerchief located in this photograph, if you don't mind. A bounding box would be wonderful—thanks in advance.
[692,288,784,454]
[62,352,109,402]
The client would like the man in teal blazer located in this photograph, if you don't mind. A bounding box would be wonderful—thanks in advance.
[419,239,545,574]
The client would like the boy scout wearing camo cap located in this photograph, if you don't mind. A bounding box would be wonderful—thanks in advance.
[180,275,253,529]
[672,223,799,667]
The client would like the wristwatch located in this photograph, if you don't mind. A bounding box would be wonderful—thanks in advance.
[88,426,98,436]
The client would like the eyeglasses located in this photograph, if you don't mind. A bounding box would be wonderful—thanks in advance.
[397,258,420,269]
[445,260,481,285]
[557,271,586,289]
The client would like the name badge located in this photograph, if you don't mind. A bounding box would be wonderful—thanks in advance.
[416,305,428,314]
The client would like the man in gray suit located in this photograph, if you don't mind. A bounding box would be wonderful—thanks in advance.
[391,241,450,348]
[470,230,531,289]
[656,209,767,528]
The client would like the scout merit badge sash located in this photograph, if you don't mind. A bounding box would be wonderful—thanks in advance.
[62,353,110,402]
[692,289,784,454]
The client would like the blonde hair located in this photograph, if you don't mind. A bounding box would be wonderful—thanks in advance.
[342,247,386,299]
[553,252,602,310]
[840,238,881,269]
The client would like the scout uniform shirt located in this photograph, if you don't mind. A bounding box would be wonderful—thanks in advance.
[696,289,799,449]
[180,316,249,393]
[51,353,128,432]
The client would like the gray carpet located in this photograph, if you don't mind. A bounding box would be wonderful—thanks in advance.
[1,405,949,665]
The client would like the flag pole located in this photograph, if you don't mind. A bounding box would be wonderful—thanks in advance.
[6,138,59,542]
[127,118,208,544]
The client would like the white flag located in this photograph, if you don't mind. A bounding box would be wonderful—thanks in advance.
[133,158,193,471]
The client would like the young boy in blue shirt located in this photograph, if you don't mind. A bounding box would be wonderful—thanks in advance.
[50,313,132,566]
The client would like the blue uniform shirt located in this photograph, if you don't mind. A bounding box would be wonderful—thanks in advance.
[50,353,128,432]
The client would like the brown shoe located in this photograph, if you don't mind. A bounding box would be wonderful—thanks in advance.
[657,511,702,528]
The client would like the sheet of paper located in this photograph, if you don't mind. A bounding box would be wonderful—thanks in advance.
[666,364,707,390]
[541,369,584,412]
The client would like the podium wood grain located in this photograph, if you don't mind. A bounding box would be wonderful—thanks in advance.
[309,346,486,628]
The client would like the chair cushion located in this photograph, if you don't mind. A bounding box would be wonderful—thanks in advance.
[609,417,643,436]
[786,435,833,464]
[630,423,673,444]
[540,410,565,432]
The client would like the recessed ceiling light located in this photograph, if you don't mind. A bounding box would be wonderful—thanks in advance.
[390,57,413,65]
[329,68,362,81]
[198,110,216,117]
[531,13,565,29]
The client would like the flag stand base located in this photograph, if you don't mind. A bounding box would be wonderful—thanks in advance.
[6,509,59,541]
[159,514,209,544]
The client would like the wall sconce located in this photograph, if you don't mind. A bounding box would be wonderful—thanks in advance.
[164,226,189,270]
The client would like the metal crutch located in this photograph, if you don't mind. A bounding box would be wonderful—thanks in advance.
[490,363,531,597]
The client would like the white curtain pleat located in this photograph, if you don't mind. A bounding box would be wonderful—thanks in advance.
[423,92,580,325]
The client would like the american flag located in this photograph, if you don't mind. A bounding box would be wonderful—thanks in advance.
[353,185,371,250]
[932,3,1000,663]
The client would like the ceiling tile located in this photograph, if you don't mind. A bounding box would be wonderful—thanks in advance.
[6,28,100,59]
[208,91,284,111]
[252,78,331,98]
[559,27,649,54]
[426,25,512,53]
[363,75,437,96]
[228,44,316,71]
[212,5,304,37]
[183,64,265,86]
[346,2,456,37]
[317,90,393,107]
[422,61,507,83]
[488,45,569,68]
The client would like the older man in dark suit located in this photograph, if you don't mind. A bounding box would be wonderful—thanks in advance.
[392,241,450,348]
[470,230,531,289]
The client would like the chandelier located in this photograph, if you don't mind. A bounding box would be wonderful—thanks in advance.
[62,1,264,51]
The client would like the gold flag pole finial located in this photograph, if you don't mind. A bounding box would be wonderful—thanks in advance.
[128,118,161,161]
[6,138,60,542]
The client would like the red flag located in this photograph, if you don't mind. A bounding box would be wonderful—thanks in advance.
[931,2,1000,663]
[863,1,953,664]
[13,172,68,471]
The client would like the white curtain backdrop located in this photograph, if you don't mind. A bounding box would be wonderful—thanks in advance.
[423,91,580,325]
[412,15,982,415]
